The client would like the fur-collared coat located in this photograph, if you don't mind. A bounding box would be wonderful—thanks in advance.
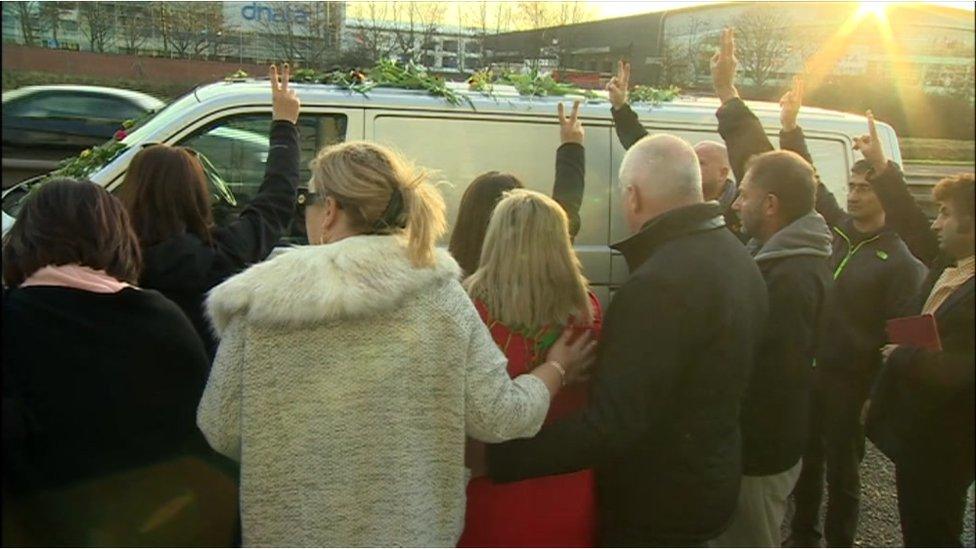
[198,234,550,547]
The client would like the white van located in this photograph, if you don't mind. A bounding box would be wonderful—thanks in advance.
[1,80,902,304]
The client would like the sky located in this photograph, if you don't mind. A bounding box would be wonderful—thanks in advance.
[590,0,975,19]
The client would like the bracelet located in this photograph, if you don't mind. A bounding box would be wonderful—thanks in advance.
[547,361,567,386]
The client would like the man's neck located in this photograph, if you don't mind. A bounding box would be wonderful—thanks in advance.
[852,214,885,234]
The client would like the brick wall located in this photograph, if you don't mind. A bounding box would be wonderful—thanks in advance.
[2,44,269,87]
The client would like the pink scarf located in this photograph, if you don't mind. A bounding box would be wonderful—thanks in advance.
[21,264,133,294]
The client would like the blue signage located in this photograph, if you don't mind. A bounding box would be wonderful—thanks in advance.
[241,2,310,25]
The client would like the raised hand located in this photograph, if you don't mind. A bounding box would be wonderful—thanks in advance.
[606,60,630,111]
[558,100,584,145]
[271,63,300,124]
[711,28,739,103]
[780,75,804,132]
[853,110,888,175]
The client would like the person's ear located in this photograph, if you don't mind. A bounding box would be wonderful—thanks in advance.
[764,193,779,219]
[625,184,641,216]
[319,196,340,240]
[719,166,730,180]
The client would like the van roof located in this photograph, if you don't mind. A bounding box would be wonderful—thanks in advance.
[193,78,862,125]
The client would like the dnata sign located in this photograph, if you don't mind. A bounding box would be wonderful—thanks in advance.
[241,2,310,25]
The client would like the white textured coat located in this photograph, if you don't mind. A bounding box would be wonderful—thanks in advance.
[198,235,550,547]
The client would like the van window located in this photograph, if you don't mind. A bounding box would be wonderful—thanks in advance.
[178,113,347,241]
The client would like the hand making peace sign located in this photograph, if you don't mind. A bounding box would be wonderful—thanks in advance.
[606,60,631,111]
[558,100,584,145]
[853,110,889,175]
[270,63,301,124]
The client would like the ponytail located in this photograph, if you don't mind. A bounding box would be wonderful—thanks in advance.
[401,176,446,268]
[309,141,446,268]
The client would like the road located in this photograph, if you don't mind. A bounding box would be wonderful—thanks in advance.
[780,442,975,547]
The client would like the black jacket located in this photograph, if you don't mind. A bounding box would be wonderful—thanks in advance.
[611,104,744,237]
[866,165,975,475]
[742,214,833,475]
[140,120,301,358]
[2,287,209,493]
[717,98,926,382]
[553,142,585,239]
[487,202,768,545]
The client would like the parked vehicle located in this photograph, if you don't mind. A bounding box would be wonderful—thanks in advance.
[1,80,903,304]
[1,85,165,188]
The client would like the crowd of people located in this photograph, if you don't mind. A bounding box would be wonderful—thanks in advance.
[1,28,973,548]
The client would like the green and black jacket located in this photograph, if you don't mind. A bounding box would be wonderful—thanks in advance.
[717,97,927,382]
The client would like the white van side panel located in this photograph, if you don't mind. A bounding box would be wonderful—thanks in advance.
[368,111,614,297]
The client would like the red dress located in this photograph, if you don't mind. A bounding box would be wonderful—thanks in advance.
[458,293,602,548]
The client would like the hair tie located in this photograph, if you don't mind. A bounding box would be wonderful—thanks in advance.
[372,187,407,232]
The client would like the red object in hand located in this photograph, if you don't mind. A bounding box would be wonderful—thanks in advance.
[886,314,942,351]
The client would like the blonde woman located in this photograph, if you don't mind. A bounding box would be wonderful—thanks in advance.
[460,189,603,547]
[196,141,595,547]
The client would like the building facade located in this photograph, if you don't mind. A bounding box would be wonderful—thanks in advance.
[1,1,483,73]
[485,2,974,100]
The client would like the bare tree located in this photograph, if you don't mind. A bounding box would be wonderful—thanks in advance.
[78,1,115,53]
[256,2,341,68]
[732,8,792,88]
[493,2,516,34]
[679,16,711,84]
[38,1,71,44]
[117,2,152,54]
[656,39,693,88]
[390,2,447,64]
[163,2,225,59]
[516,1,593,30]
[348,1,398,63]
[11,1,42,46]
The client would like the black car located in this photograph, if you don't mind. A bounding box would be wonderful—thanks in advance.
[2,85,164,187]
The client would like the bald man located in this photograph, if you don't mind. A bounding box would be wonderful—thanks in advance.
[486,134,768,546]
[606,73,744,238]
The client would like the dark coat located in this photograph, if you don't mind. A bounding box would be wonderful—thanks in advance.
[487,202,769,545]
[866,165,975,477]
[717,99,926,384]
[742,215,833,476]
[780,130,927,380]
[139,120,301,358]
[1,286,239,545]
[611,104,744,238]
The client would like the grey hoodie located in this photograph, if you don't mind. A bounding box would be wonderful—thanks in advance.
[748,211,833,263]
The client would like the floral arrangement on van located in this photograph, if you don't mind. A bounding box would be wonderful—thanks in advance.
[228,63,678,107]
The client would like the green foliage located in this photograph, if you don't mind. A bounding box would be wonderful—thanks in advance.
[49,141,128,181]
[630,85,681,105]
[367,59,470,108]
[498,69,577,97]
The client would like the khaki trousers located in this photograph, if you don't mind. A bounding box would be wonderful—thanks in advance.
[709,460,804,548]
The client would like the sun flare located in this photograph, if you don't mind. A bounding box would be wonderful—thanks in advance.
[856,1,890,21]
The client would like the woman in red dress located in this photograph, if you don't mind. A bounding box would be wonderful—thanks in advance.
[458,189,601,547]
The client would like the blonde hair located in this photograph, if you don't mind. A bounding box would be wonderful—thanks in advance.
[464,189,593,329]
[309,141,446,267]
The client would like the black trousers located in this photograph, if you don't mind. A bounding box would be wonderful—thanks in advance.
[789,369,868,547]
[895,450,974,547]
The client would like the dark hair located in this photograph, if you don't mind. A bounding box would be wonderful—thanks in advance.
[851,159,873,175]
[933,173,975,221]
[117,145,214,246]
[745,150,817,224]
[2,178,142,287]
[448,171,524,275]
